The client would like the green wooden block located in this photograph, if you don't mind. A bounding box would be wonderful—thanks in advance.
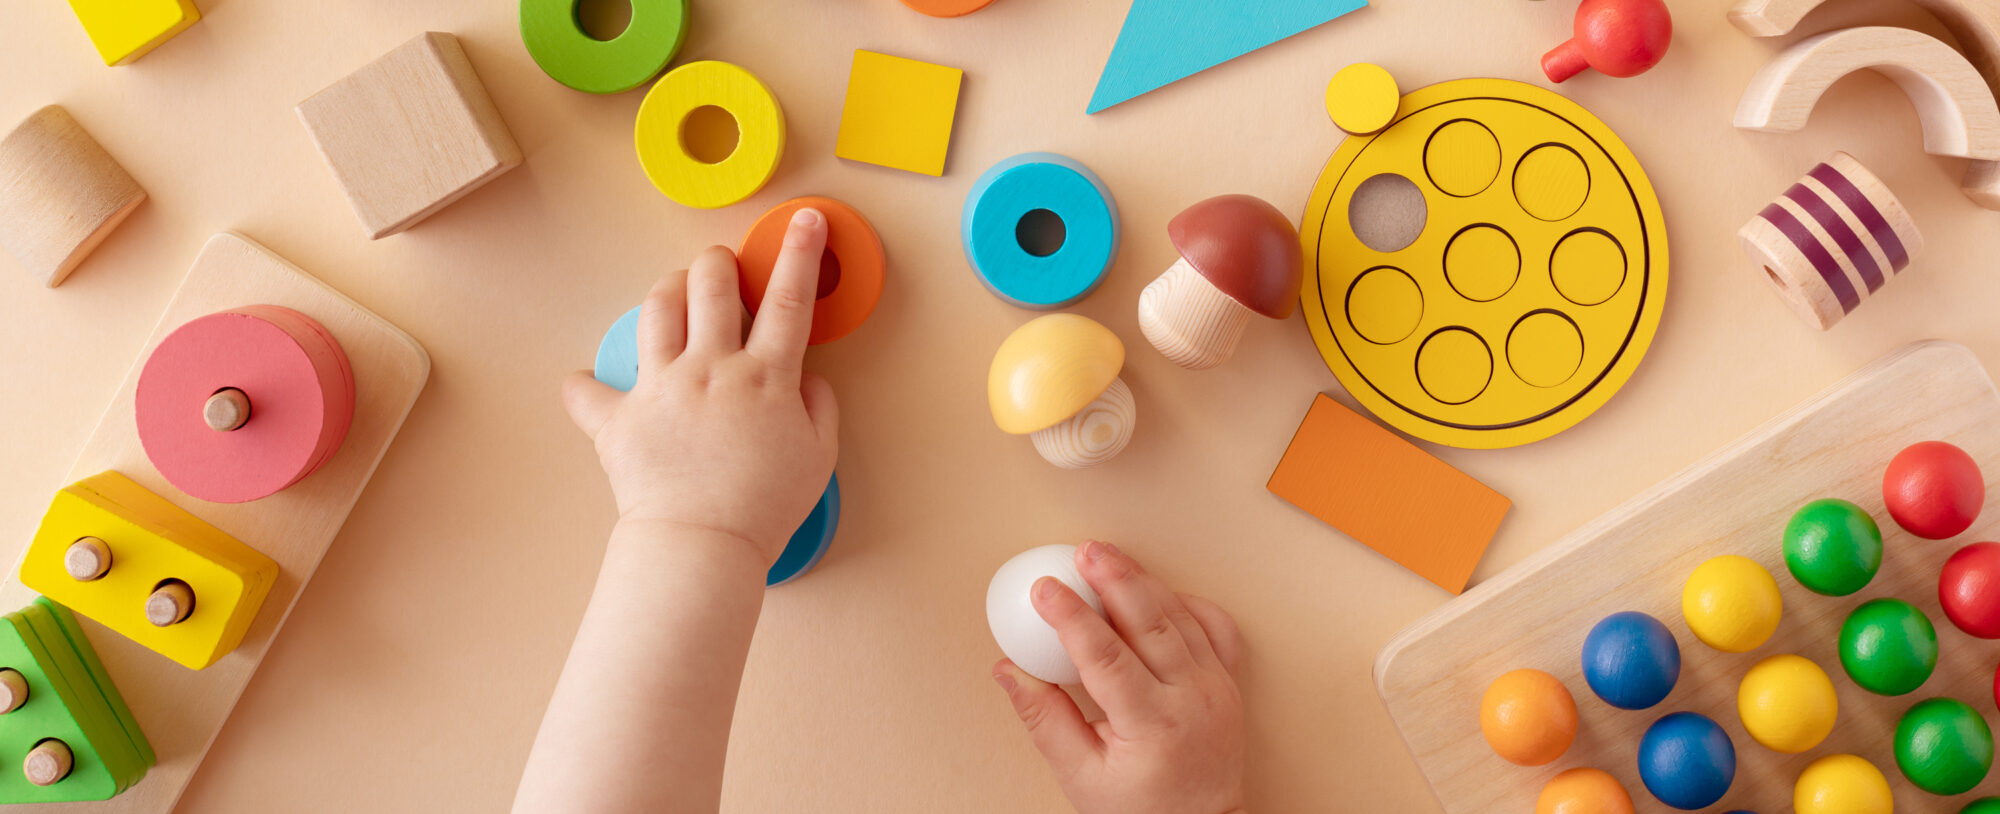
[23,602,150,787]
[33,599,151,769]
[519,0,688,93]
[0,613,127,801]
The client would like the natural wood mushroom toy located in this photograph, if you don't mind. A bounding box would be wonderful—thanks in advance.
[1137,194,1304,370]
[989,314,1136,469]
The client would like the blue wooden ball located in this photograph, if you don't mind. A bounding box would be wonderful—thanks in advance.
[1582,611,1681,709]
[1639,712,1736,810]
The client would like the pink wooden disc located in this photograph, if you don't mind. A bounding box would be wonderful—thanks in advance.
[136,306,355,503]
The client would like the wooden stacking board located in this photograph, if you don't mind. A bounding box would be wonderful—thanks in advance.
[1377,341,2000,812]
[0,232,428,811]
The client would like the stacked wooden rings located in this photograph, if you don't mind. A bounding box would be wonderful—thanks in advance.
[519,0,689,94]
[136,306,355,504]
[635,61,785,209]
[1739,152,1924,330]
[962,153,1119,309]
[738,196,886,345]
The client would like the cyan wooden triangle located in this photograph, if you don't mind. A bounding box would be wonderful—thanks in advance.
[1087,0,1369,114]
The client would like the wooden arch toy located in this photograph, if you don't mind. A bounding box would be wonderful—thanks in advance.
[1734,26,2000,208]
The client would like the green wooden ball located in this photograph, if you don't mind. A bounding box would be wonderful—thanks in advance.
[1897,698,1993,795]
[1840,599,1938,696]
[1784,498,1883,596]
[1964,797,2000,814]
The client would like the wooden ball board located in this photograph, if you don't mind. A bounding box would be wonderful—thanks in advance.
[0,232,428,811]
[1375,342,2000,812]
[1300,78,1667,449]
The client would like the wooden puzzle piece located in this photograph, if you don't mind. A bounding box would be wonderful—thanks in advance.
[0,105,146,287]
[296,32,522,239]
[736,197,886,345]
[835,51,964,177]
[962,153,1119,309]
[520,0,687,93]
[65,0,199,66]
[0,605,147,802]
[23,472,278,671]
[16,603,150,788]
[0,230,427,813]
[1735,27,2000,161]
[1739,152,1923,330]
[635,61,785,209]
[1088,0,1366,114]
[1266,394,1511,594]
[28,599,151,771]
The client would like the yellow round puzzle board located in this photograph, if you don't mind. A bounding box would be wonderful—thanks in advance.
[1302,78,1668,449]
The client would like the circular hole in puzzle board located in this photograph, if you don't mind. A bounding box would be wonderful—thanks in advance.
[1350,173,1427,253]
[1415,327,1492,405]
[1551,227,1627,307]
[1507,309,1584,388]
[1346,266,1424,345]
[1514,142,1591,222]
[1443,224,1520,303]
[1424,119,1501,198]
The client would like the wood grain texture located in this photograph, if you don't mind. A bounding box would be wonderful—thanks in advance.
[1137,258,1251,370]
[1735,26,2000,161]
[1029,377,1135,469]
[0,232,427,812]
[1738,151,1922,331]
[0,106,145,288]
[295,32,521,239]
[1376,341,2000,812]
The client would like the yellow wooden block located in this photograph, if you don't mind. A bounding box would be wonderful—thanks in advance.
[835,50,964,177]
[67,0,200,66]
[21,472,276,670]
[635,60,785,209]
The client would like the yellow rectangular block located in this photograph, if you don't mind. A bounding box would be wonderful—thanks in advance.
[67,0,199,66]
[22,472,276,670]
[835,50,963,177]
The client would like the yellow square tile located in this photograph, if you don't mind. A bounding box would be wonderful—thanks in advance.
[67,0,200,66]
[836,50,963,177]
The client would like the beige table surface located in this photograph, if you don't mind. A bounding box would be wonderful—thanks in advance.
[4,0,1999,811]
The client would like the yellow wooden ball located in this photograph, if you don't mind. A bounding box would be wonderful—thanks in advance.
[1738,654,1838,753]
[1795,754,1894,814]
[1683,555,1783,653]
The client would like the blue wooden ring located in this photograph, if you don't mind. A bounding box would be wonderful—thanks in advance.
[961,153,1119,309]
[593,306,840,588]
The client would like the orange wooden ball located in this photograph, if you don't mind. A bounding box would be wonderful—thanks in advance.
[1482,668,1579,766]
[1537,767,1636,814]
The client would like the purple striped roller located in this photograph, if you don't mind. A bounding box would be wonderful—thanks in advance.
[1738,152,1923,330]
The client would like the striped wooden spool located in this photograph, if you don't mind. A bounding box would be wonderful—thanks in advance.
[1739,152,1924,330]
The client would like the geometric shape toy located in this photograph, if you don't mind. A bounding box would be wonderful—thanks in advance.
[65,0,198,65]
[0,106,147,287]
[0,603,145,802]
[962,153,1119,309]
[634,61,785,209]
[836,51,963,177]
[1739,152,1922,331]
[1087,0,1367,114]
[736,196,886,345]
[518,0,688,94]
[1300,78,1669,449]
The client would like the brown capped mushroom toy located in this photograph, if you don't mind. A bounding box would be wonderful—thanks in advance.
[1137,194,1304,369]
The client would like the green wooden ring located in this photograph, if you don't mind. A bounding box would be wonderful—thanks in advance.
[519,0,689,94]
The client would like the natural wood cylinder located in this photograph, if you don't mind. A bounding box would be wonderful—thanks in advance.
[1031,377,1136,470]
[1738,151,1923,330]
[204,387,251,431]
[0,669,27,714]
[64,537,110,581]
[146,581,195,627]
[0,106,146,287]
[23,740,71,787]
[1138,258,1253,370]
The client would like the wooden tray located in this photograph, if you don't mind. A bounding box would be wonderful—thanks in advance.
[0,233,428,812]
[1376,341,2000,812]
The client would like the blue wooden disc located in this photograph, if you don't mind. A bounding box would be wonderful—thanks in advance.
[593,306,839,587]
[961,152,1119,309]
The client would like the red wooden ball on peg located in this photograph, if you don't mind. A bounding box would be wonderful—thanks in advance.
[1542,0,1672,83]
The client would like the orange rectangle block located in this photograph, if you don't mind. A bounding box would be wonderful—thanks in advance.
[1267,394,1509,593]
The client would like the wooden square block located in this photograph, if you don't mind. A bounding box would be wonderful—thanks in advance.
[22,472,277,671]
[296,32,522,239]
[1267,394,1510,593]
[835,50,963,176]
[0,106,146,287]
[66,0,199,66]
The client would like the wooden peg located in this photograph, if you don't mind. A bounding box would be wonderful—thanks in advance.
[145,581,194,627]
[203,388,250,431]
[0,669,28,714]
[63,537,110,581]
[23,740,71,787]
[1739,152,1922,330]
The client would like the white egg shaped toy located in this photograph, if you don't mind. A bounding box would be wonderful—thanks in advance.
[986,544,1105,684]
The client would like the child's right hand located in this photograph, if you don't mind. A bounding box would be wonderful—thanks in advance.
[992,541,1248,814]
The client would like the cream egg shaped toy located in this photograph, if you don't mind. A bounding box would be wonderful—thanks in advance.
[989,314,1136,469]
[986,545,1104,685]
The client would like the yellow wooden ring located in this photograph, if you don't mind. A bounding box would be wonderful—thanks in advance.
[634,60,786,209]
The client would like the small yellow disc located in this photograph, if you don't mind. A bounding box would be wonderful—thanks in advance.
[1326,63,1399,136]
[1795,754,1893,814]
[1739,654,1838,754]
[634,60,786,209]
[1683,554,1783,653]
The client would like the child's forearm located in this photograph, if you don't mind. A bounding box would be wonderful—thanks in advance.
[512,519,768,814]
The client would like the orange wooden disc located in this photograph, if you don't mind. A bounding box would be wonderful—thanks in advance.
[899,0,996,17]
[737,196,886,345]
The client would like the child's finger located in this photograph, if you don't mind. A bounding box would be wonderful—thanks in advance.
[992,659,1099,771]
[1031,576,1161,722]
[1074,541,1199,684]
[800,371,841,453]
[561,370,619,440]
[684,246,744,356]
[636,268,690,368]
[745,208,828,371]
[1178,593,1244,677]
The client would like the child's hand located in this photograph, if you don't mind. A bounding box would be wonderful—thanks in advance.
[993,541,1248,814]
[560,208,839,565]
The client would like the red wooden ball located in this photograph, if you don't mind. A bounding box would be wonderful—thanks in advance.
[1943,542,2000,639]
[1885,441,1984,539]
